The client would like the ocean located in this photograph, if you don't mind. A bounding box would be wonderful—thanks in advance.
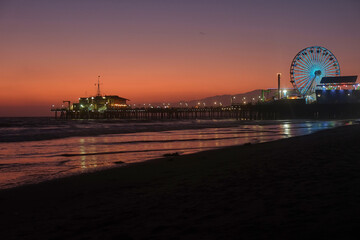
[0,117,354,189]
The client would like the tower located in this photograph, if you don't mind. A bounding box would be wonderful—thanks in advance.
[97,75,101,96]
[277,73,281,99]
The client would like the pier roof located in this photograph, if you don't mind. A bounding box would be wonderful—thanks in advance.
[320,76,358,84]
[105,95,130,101]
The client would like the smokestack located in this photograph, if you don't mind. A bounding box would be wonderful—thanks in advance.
[97,75,101,96]
[277,73,281,99]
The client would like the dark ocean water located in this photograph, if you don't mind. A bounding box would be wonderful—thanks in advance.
[0,117,355,189]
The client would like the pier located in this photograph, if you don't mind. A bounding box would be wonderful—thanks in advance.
[51,101,360,120]
[52,107,242,120]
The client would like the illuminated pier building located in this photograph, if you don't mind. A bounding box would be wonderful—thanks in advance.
[72,95,129,112]
[316,76,359,104]
[51,76,130,118]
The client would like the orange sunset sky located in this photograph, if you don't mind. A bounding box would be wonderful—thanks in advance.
[0,0,359,116]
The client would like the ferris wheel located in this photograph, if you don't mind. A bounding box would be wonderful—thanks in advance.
[290,46,340,96]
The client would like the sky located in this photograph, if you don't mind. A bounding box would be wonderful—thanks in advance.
[0,0,359,116]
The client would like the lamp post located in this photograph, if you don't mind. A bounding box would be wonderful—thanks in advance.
[283,89,287,98]
[231,96,236,105]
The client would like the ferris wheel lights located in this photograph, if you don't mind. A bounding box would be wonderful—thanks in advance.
[290,46,340,97]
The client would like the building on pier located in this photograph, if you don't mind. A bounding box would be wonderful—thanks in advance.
[61,76,130,112]
[72,95,129,112]
[316,76,359,104]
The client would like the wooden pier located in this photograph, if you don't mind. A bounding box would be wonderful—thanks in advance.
[51,101,360,120]
[52,107,243,120]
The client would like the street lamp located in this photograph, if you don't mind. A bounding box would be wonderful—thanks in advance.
[283,89,288,98]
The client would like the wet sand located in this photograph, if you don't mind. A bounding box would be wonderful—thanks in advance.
[1,124,360,239]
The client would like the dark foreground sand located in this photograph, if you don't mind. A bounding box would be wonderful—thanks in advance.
[1,124,360,239]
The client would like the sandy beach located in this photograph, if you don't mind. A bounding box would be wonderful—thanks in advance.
[1,123,360,239]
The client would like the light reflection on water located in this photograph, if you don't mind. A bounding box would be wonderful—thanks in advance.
[0,120,348,189]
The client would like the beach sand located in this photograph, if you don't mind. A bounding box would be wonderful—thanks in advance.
[1,124,360,239]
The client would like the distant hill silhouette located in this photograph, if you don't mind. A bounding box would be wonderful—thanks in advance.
[146,89,281,108]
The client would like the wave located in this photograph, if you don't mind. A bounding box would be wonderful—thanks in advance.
[84,133,286,146]
[0,118,280,143]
